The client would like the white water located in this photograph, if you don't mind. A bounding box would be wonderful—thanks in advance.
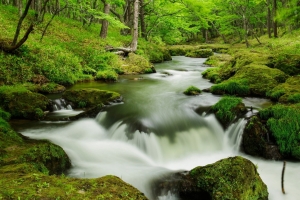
[19,56,300,200]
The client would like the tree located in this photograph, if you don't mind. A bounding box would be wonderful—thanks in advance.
[100,0,111,38]
[130,0,139,51]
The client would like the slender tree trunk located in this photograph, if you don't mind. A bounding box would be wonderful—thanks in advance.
[12,0,34,46]
[273,0,278,37]
[267,0,272,38]
[100,2,110,39]
[140,0,146,39]
[130,0,139,51]
[243,14,249,47]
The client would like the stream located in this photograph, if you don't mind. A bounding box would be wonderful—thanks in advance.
[16,56,300,199]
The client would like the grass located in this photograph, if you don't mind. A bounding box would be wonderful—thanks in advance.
[259,104,300,159]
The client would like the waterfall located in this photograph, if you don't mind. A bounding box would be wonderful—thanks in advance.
[52,99,72,111]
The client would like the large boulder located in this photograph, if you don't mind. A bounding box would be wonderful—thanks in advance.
[155,156,268,200]
[211,64,289,97]
[0,87,50,120]
[242,116,282,160]
[62,88,122,109]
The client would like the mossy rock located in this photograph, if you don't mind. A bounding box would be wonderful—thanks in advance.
[211,64,289,97]
[242,116,282,160]
[185,49,213,58]
[202,54,237,83]
[38,83,66,94]
[122,53,154,74]
[188,156,268,200]
[259,104,300,160]
[184,86,202,95]
[0,166,148,199]
[267,75,300,103]
[272,54,300,75]
[0,87,50,120]
[62,88,121,109]
[168,45,197,56]
[211,96,247,127]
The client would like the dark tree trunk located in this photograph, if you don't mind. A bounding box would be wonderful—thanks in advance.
[273,0,278,37]
[267,0,272,38]
[140,0,146,39]
[100,1,110,39]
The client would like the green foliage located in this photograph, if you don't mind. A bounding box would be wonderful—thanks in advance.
[212,96,245,125]
[202,67,221,83]
[211,79,250,96]
[259,104,300,159]
[184,86,202,95]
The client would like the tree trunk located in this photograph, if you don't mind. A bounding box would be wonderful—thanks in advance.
[130,0,139,51]
[100,2,110,39]
[12,0,34,46]
[267,0,272,38]
[273,0,278,37]
[140,0,146,39]
[243,14,249,47]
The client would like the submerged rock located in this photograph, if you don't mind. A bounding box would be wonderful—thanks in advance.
[155,156,268,200]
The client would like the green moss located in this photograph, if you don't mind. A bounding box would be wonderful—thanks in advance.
[211,79,250,96]
[259,104,300,159]
[185,49,213,58]
[212,64,288,97]
[202,67,221,83]
[189,156,268,200]
[272,54,300,75]
[204,54,234,68]
[38,83,66,94]
[0,85,50,119]
[212,96,246,126]
[267,76,300,103]
[121,53,154,74]
[62,88,121,108]
[183,86,202,95]
[0,108,10,121]
[95,69,119,82]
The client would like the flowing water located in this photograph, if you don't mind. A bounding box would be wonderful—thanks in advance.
[17,56,299,199]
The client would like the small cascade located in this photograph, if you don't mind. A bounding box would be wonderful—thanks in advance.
[224,118,247,152]
[52,99,72,111]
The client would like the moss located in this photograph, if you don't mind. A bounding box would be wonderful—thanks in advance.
[0,166,148,200]
[0,86,50,120]
[38,83,66,94]
[272,54,300,75]
[122,53,154,74]
[185,49,213,58]
[95,69,119,82]
[202,67,221,83]
[184,86,202,95]
[204,54,234,68]
[267,76,300,103]
[259,104,300,160]
[212,96,247,126]
[62,88,121,108]
[0,108,10,121]
[212,64,289,97]
[189,156,268,200]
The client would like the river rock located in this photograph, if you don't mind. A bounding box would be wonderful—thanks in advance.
[62,88,122,109]
[242,116,282,160]
[0,89,50,120]
[155,156,268,200]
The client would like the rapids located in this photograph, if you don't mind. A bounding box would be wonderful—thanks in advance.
[18,56,299,200]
